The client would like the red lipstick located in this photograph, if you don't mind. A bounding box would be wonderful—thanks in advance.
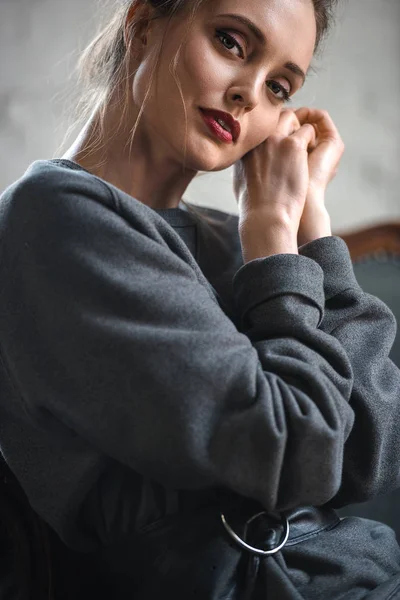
[200,108,241,143]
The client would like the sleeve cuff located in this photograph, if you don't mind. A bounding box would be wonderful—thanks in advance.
[299,236,361,300]
[233,253,325,325]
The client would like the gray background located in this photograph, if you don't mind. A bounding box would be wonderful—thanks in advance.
[0,0,399,233]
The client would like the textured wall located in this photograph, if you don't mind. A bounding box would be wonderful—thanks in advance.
[0,0,399,232]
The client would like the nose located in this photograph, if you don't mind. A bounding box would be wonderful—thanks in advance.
[228,72,265,112]
[229,91,256,113]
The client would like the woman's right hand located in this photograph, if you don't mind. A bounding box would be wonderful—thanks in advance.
[233,110,316,262]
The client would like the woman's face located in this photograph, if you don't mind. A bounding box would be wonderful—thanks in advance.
[131,0,316,173]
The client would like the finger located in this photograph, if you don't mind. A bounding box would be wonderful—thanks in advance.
[275,109,301,137]
[309,140,343,182]
[289,123,317,151]
[295,107,342,145]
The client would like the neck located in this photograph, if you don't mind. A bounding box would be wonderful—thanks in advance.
[62,97,198,210]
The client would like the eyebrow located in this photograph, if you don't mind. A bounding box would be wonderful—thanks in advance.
[217,13,308,86]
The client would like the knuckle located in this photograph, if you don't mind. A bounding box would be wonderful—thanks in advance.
[285,136,304,152]
[331,136,345,152]
[280,108,296,118]
[267,133,283,146]
[279,109,300,129]
[303,123,316,135]
[325,131,342,145]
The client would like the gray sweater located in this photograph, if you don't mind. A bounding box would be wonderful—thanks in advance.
[0,158,399,553]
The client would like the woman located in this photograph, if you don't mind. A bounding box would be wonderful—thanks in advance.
[1,0,400,597]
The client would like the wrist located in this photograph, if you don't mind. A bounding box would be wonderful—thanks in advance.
[298,191,331,247]
[239,210,299,262]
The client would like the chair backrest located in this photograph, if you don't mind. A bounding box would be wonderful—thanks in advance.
[337,222,400,538]
[0,454,53,599]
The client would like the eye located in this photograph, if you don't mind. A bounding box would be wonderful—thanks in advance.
[215,29,245,58]
[267,80,291,103]
[215,29,292,104]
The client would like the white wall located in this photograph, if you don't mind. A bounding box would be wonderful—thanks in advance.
[0,0,399,233]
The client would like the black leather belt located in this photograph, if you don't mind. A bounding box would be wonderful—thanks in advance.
[220,503,340,557]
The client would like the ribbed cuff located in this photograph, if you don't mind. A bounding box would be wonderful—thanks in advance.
[299,236,361,300]
[233,253,325,324]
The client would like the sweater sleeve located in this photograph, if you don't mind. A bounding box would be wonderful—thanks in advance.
[299,236,400,505]
[0,175,355,513]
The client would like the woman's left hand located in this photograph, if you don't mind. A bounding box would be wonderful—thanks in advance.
[294,107,345,246]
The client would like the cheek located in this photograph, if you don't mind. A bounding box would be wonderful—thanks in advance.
[131,50,168,111]
[180,37,232,94]
[246,112,281,151]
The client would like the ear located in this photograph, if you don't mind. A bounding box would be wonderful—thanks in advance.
[124,0,153,49]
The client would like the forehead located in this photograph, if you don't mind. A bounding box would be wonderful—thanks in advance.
[199,0,316,68]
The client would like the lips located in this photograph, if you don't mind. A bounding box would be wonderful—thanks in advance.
[200,108,241,142]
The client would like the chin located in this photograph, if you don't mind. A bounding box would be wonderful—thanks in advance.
[181,138,237,173]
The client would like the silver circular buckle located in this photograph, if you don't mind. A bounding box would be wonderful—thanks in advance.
[220,511,290,557]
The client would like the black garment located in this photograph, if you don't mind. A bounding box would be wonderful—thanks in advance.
[1,159,400,598]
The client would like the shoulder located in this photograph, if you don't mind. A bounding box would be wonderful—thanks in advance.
[0,160,124,268]
[0,159,116,219]
[0,161,206,283]
[0,160,176,249]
